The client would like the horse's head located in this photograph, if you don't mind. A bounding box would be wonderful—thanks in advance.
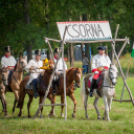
[0,67,8,86]
[73,68,84,88]
[17,53,27,70]
[109,64,118,85]
[45,59,54,74]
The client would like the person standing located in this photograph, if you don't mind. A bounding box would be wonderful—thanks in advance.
[82,54,89,74]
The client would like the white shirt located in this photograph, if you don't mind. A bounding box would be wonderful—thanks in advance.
[1,55,17,67]
[92,54,111,71]
[54,58,67,73]
[25,59,43,84]
[54,58,67,80]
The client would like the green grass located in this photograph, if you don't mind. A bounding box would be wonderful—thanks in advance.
[0,76,134,134]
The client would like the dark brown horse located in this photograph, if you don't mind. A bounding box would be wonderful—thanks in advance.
[17,59,54,118]
[6,54,27,113]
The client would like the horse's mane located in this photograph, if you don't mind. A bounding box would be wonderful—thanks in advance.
[14,63,17,71]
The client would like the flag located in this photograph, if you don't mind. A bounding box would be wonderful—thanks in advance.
[131,43,134,58]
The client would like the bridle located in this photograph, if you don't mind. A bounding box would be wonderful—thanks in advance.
[102,66,117,89]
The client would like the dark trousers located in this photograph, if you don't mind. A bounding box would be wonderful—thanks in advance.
[33,79,38,97]
[52,80,58,92]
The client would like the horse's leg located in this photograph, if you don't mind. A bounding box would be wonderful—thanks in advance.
[47,94,56,117]
[18,92,26,117]
[93,97,101,119]
[103,95,110,121]
[61,93,64,117]
[39,95,44,118]
[108,97,112,111]
[27,94,33,118]
[69,93,77,117]
[0,97,5,112]
[1,94,7,116]
[84,93,89,119]
[12,90,19,113]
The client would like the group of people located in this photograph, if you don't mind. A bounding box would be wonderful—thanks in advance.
[1,46,67,97]
[1,45,111,98]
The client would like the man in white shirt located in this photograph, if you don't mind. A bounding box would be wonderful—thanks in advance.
[1,46,16,70]
[53,48,67,95]
[89,46,111,97]
[25,49,43,98]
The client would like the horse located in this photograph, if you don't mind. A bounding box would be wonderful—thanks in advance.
[0,67,8,116]
[17,59,54,118]
[6,54,27,113]
[81,64,118,121]
[47,67,84,118]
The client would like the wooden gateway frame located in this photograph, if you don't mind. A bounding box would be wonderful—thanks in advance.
[33,24,134,120]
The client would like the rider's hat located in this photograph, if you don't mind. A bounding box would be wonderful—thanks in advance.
[97,46,106,50]
[5,46,11,52]
[35,49,41,56]
[54,48,60,53]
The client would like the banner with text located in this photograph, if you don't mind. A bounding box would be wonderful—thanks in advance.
[57,21,112,41]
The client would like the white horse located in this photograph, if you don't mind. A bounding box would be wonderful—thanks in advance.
[81,64,118,121]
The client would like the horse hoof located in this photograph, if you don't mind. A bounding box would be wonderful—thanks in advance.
[4,114,8,117]
[48,114,51,118]
[86,116,89,119]
[107,119,111,122]
[97,116,101,120]
[40,115,43,118]
[72,114,75,118]
[61,113,64,118]
[28,115,31,118]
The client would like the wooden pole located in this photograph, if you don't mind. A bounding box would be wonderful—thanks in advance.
[33,26,68,119]
[120,57,132,102]
[114,39,128,64]
[46,40,55,64]
[111,43,134,106]
[112,24,119,63]
[62,41,67,121]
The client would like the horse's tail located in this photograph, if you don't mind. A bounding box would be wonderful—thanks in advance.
[81,76,86,104]
[17,81,24,108]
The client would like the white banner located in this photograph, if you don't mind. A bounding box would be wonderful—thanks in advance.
[57,21,112,41]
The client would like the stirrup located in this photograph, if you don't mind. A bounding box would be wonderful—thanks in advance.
[89,92,93,97]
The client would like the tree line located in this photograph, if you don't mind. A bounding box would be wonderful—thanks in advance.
[0,0,134,64]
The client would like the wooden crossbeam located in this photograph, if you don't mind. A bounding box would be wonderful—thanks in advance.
[44,37,129,44]
[113,99,132,102]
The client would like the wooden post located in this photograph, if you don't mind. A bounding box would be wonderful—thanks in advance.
[112,24,119,63]
[33,26,68,119]
[111,43,134,106]
[62,41,67,121]
[120,57,132,102]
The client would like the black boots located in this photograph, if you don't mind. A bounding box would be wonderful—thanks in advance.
[52,80,58,95]
[89,79,97,97]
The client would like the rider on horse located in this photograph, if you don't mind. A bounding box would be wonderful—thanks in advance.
[25,49,43,98]
[1,46,17,85]
[53,48,67,95]
[1,46,16,71]
[89,46,111,97]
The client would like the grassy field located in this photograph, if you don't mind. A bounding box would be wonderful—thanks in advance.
[0,53,134,134]
[0,76,134,134]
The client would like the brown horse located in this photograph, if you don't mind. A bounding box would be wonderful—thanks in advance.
[17,59,54,118]
[48,67,83,118]
[0,67,8,116]
[6,54,27,113]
